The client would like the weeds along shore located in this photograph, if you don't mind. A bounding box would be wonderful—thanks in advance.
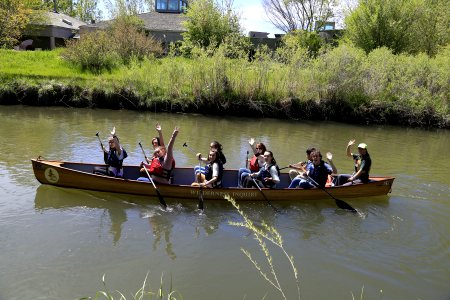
[0,45,448,128]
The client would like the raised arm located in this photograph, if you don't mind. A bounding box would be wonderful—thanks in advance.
[155,122,165,147]
[346,139,355,158]
[163,126,179,169]
[326,152,338,174]
[248,138,258,155]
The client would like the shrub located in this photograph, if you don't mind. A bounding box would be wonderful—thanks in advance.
[109,15,163,64]
[62,30,120,73]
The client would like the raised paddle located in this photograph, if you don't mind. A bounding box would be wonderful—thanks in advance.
[251,176,278,212]
[138,142,167,210]
[95,132,104,151]
[182,142,204,211]
[305,176,357,213]
[245,150,249,169]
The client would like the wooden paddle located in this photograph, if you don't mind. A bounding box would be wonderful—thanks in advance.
[182,142,204,211]
[138,142,167,210]
[251,176,278,212]
[305,176,357,213]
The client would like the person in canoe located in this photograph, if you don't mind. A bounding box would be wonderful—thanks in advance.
[94,127,128,178]
[237,138,266,187]
[243,150,280,188]
[191,150,224,188]
[288,149,332,189]
[338,140,372,185]
[288,146,316,181]
[194,140,227,176]
[139,126,179,184]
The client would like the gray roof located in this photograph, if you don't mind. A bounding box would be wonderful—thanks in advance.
[139,11,186,32]
[81,11,186,32]
[42,11,87,29]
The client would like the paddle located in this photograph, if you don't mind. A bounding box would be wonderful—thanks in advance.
[95,132,104,151]
[245,150,249,169]
[182,142,203,211]
[251,176,278,212]
[138,142,167,210]
[305,176,357,213]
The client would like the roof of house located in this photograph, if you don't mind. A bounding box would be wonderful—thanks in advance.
[81,11,187,32]
[43,11,87,29]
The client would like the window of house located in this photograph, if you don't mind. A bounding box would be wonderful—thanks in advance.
[156,0,187,12]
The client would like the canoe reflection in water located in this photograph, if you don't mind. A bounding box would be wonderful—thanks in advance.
[34,185,178,258]
[34,185,130,245]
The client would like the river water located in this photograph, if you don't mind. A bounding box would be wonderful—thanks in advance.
[0,106,449,300]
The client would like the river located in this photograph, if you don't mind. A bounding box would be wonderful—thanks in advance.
[0,106,449,300]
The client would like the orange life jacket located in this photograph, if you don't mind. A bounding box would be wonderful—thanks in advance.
[249,155,259,172]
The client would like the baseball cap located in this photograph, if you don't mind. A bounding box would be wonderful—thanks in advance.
[358,143,367,149]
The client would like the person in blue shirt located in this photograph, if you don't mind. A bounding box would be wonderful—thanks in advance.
[288,150,333,189]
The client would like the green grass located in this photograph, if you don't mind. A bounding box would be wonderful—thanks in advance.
[0,45,448,127]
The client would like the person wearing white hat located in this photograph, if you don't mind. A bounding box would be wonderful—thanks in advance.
[341,139,372,185]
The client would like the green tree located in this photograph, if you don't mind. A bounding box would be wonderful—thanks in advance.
[44,0,100,22]
[182,0,248,52]
[344,0,449,56]
[0,0,44,48]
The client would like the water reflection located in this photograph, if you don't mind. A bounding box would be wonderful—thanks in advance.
[34,185,131,244]
[141,209,177,260]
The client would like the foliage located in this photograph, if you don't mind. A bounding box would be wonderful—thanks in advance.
[276,30,324,63]
[262,0,335,33]
[2,43,449,127]
[62,30,120,73]
[344,0,450,56]
[227,196,300,300]
[78,272,182,300]
[62,15,162,72]
[43,0,100,22]
[108,15,163,64]
[181,0,249,57]
[0,0,44,48]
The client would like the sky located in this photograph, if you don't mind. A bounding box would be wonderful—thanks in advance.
[232,0,284,37]
[98,0,284,37]
[98,0,356,38]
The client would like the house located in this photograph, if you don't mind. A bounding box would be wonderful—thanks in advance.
[79,0,188,46]
[22,11,87,50]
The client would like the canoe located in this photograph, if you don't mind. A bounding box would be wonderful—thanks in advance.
[31,158,395,202]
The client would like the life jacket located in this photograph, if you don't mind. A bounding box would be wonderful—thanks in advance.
[104,148,127,170]
[148,157,163,175]
[145,156,175,178]
[205,161,224,187]
[325,175,334,187]
[257,164,279,188]
[249,155,259,172]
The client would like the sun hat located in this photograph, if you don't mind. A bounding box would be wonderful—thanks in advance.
[358,143,367,149]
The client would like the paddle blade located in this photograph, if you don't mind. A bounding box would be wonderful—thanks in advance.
[198,188,204,210]
[335,199,357,213]
[155,188,167,210]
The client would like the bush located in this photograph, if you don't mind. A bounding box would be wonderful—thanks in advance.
[62,15,163,72]
[109,15,163,64]
[62,30,120,73]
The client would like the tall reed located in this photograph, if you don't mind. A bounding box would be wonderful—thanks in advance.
[226,196,301,300]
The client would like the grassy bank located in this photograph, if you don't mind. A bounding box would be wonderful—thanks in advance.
[0,45,448,128]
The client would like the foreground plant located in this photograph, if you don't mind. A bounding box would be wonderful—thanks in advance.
[78,272,181,300]
[226,195,300,300]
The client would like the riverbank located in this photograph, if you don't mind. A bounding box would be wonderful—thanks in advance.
[1,46,448,128]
